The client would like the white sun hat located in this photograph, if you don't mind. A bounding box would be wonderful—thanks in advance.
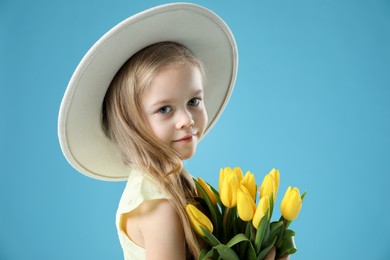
[58,2,238,181]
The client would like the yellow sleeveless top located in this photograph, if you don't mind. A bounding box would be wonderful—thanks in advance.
[116,167,171,260]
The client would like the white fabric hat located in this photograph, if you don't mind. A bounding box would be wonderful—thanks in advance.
[58,2,238,181]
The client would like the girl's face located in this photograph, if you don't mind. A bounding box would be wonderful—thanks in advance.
[141,63,208,159]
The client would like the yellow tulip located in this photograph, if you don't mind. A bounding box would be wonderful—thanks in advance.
[280,186,302,221]
[219,167,231,192]
[237,185,256,221]
[259,174,276,200]
[219,167,240,208]
[197,177,217,205]
[252,195,270,229]
[241,171,256,200]
[269,168,280,195]
[259,168,280,200]
[232,167,244,182]
[219,167,243,190]
[185,204,214,237]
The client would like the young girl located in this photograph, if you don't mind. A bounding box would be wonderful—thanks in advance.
[59,3,288,259]
[103,41,207,259]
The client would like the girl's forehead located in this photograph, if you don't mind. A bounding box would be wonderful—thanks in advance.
[158,61,203,75]
[143,65,204,102]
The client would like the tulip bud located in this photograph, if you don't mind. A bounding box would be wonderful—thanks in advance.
[269,168,280,196]
[252,195,270,229]
[237,185,256,221]
[280,186,302,221]
[259,174,277,201]
[219,167,240,208]
[197,177,217,205]
[219,167,231,192]
[241,171,256,201]
[186,204,214,237]
[232,167,244,182]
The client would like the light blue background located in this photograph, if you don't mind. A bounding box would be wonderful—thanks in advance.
[1,0,389,259]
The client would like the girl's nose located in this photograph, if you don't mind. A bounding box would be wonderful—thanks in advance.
[176,110,194,129]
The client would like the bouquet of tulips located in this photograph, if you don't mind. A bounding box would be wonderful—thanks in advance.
[186,167,306,260]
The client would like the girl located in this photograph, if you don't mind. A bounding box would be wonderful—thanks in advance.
[103,41,208,259]
[59,3,288,259]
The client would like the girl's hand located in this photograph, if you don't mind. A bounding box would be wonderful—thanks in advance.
[265,247,290,260]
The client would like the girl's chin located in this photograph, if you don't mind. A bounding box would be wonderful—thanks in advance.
[172,142,197,160]
[178,152,195,160]
[176,148,197,160]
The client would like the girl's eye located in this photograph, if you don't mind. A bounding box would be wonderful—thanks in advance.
[188,98,201,107]
[158,106,172,114]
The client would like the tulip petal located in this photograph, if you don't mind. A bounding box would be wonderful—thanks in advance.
[260,174,276,201]
[197,177,217,205]
[269,168,280,196]
[252,196,270,229]
[186,204,213,237]
[219,167,243,208]
[237,186,256,221]
[242,171,257,200]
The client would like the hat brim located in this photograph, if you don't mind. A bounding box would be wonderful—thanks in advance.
[58,3,238,181]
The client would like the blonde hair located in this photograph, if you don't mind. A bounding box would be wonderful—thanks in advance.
[102,42,204,258]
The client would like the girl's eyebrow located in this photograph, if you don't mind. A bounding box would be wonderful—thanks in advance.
[193,89,204,96]
[151,89,204,107]
[150,99,173,108]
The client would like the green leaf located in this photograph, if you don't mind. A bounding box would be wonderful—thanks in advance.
[208,182,227,222]
[277,231,297,257]
[199,248,217,260]
[246,240,257,260]
[267,221,283,244]
[278,216,292,230]
[256,236,277,260]
[254,209,269,254]
[224,233,257,260]
[209,183,223,207]
[232,209,243,236]
[270,220,284,231]
[245,221,252,241]
[200,226,221,247]
[283,229,295,238]
[270,221,283,232]
[198,249,208,260]
[214,244,240,260]
[204,248,218,260]
[226,233,249,248]
[269,193,274,219]
[301,191,307,201]
[224,206,238,242]
[261,222,270,249]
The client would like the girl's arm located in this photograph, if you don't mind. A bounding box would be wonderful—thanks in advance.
[131,199,186,260]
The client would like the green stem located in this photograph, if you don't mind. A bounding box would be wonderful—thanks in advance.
[223,208,230,243]
[275,218,287,249]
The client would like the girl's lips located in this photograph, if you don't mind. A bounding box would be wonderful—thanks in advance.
[174,134,194,142]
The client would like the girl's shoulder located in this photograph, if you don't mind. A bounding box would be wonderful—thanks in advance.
[117,168,171,215]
